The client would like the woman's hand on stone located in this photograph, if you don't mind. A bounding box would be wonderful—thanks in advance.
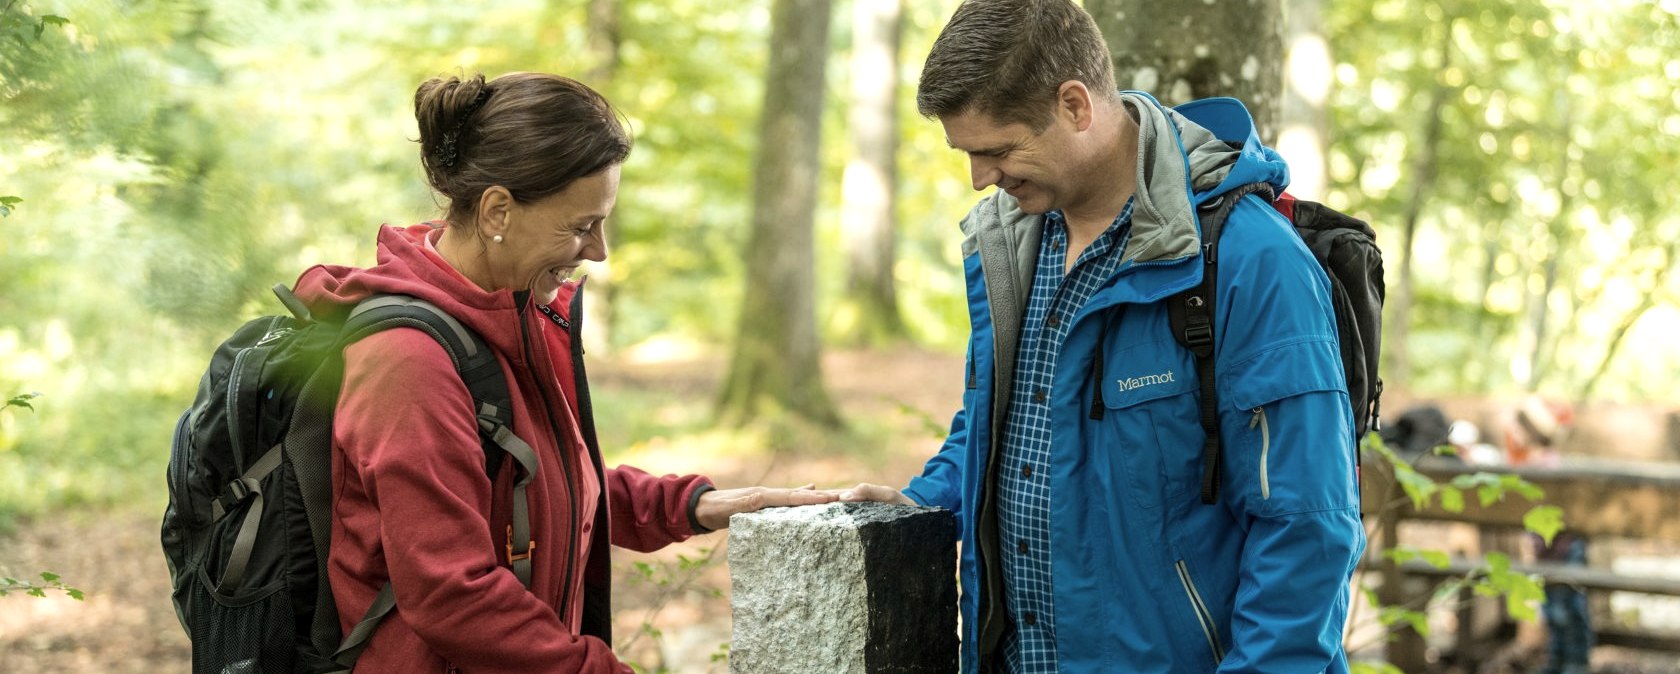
[695,484,838,531]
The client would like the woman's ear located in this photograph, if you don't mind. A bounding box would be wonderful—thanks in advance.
[477,186,515,241]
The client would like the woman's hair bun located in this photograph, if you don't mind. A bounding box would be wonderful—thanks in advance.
[416,74,492,191]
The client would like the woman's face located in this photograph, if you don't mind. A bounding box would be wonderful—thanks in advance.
[497,164,619,305]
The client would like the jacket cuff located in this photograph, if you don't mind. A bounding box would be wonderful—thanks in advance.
[686,482,717,534]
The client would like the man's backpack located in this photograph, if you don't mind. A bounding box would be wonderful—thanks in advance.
[162,286,539,674]
[1169,185,1385,504]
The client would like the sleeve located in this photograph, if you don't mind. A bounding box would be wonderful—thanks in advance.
[902,338,976,521]
[339,329,629,674]
[903,409,968,514]
[605,465,714,552]
[1209,202,1366,672]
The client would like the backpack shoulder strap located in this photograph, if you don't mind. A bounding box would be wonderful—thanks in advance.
[1167,184,1272,505]
[326,294,538,668]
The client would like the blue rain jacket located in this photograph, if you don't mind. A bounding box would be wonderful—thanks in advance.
[903,93,1365,674]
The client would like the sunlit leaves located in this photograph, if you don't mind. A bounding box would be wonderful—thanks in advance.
[1328,0,1680,398]
[1523,505,1566,545]
[1385,545,1451,570]
[1478,552,1545,621]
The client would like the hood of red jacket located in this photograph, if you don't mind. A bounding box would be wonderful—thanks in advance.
[290,223,579,362]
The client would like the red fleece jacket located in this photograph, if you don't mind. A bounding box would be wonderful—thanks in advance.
[293,224,712,673]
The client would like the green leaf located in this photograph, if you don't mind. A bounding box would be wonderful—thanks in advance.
[1383,545,1452,569]
[1361,584,1381,608]
[1378,606,1430,636]
[1396,470,1438,509]
[6,392,40,411]
[67,588,85,601]
[1505,578,1545,621]
[1523,505,1565,545]
[0,195,19,217]
[30,15,69,40]
[27,588,45,598]
[1420,549,1451,569]
[1439,486,1465,513]
[39,571,59,583]
[1503,475,1545,501]
[1485,551,1512,574]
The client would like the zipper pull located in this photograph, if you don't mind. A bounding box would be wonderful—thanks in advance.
[1249,408,1262,429]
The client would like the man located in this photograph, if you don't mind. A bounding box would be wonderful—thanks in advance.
[840,0,1364,671]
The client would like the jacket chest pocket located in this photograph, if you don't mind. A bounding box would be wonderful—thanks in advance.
[1095,340,1202,510]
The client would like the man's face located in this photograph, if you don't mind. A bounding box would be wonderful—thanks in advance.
[940,109,1071,215]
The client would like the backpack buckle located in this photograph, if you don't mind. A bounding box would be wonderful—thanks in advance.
[506,526,536,563]
[1183,324,1213,349]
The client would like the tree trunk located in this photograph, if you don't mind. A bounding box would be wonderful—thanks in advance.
[838,0,906,345]
[583,0,620,354]
[1087,0,1284,143]
[1277,0,1330,200]
[1469,231,1502,392]
[1518,59,1576,392]
[718,0,841,427]
[585,0,620,84]
[1390,20,1454,394]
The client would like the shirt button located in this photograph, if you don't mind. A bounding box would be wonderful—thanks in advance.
[1025,612,1038,626]
[1022,464,1034,478]
[1018,540,1029,554]
[1046,314,1061,328]
[1033,388,1046,403]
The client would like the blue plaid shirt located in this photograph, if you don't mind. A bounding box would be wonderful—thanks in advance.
[997,200,1134,673]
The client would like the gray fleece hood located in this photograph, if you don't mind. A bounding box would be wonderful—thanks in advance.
[957,92,1291,293]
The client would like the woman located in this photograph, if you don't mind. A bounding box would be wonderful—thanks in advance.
[291,72,833,673]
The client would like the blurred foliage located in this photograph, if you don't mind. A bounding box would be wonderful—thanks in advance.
[0,0,1676,522]
[1350,433,1553,666]
[1326,0,1680,399]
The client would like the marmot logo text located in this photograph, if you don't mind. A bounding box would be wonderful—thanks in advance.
[1117,370,1176,392]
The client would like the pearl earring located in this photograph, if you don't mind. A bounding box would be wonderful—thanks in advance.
[493,235,504,244]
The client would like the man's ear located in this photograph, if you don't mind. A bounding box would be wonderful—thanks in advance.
[476,186,514,240]
[1057,80,1095,132]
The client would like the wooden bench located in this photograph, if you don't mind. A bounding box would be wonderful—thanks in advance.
[1361,456,1680,669]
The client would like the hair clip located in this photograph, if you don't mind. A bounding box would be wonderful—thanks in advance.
[437,87,494,171]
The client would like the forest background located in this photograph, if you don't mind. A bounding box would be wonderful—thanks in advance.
[1,0,1678,671]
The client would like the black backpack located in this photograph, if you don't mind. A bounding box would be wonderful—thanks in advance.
[162,286,538,674]
[1167,185,1385,504]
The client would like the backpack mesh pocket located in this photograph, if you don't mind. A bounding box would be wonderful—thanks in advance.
[188,569,296,674]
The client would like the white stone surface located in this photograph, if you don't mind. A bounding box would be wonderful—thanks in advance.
[728,502,957,674]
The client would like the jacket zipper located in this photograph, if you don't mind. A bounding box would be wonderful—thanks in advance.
[1250,407,1271,500]
[518,311,581,621]
[1175,559,1226,665]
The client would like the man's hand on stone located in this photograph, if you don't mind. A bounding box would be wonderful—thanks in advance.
[695,484,839,531]
[835,483,915,506]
